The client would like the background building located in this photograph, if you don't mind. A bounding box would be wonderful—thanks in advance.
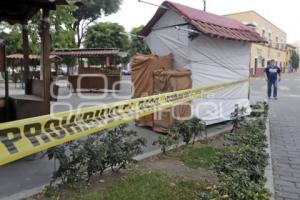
[225,11,287,77]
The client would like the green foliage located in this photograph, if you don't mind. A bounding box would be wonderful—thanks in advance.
[0,5,77,55]
[83,136,108,181]
[84,22,129,65]
[48,143,86,184]
[85,22,129,50]
[152,127,180,154]
[103,124,146,172]
[73,0,123,47]
[291,50,300,70]
[189,117,207,143]
[128,26,151,57]
[180,146,218,169]
[0,23,23,54]
[177,117,206,145]
[250,101,269,119]
[152,117,206,153]
[200,102,270,200]
[47,124,146,184]
[51,7,78,68]
[230,104,247,133]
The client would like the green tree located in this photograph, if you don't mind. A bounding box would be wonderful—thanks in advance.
[0,23,23,54]
[84,22,129,50]
[84,22,129,65]
[1,6,78,73]
[291,50,300,71]
[0,6,77,54]
[128,26,151,57]
[72,0,123,47]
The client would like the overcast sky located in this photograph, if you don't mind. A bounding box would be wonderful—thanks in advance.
[99,0,300,43]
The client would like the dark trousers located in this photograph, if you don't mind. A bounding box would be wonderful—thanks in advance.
[268,80,278,98]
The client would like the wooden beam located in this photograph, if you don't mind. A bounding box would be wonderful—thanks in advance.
[0,42,9,120]
[41,8,51,114]
[22,23,30,94]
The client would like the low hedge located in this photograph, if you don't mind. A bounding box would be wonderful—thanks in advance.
[200,102,270,200]
[47,124,146,184]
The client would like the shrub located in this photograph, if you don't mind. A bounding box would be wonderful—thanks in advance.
[250,101,269,120]
[177,117,206,145]
[188,117,206,144]
[200,102,270,200]
[47,124,146,184]
[152,127,180,154]
[48,142,87,184]
[230,104,247,133]
[153,117,206,153]
[83,135,108,181]
[103,124,146,172]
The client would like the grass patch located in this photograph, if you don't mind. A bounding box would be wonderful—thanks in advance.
[179,146,218,169]
[78,172,207,200]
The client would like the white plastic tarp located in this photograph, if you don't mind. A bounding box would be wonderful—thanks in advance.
[145,10,251,125]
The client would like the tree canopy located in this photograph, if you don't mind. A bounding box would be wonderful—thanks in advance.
[0,5,77,54]
[84,22,129,50]
[291,50,300,70]
[72,0,123,47]
[0,24,23,54]
[128,26,151,57]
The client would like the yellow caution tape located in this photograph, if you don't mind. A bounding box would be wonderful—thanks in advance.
[0,80,247,165]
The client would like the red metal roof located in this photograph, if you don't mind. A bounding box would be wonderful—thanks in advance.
[141,1,266,43]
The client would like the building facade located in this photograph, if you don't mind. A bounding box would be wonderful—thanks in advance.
[225,11,287,77]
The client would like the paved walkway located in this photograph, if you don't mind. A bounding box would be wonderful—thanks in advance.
[251,73,300,200]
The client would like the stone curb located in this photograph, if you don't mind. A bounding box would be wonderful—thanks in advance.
[265,118,275,200]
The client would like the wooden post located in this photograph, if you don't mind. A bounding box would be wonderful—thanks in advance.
[41,8,51,114]
[22,23,30,94]
[106,56,110,67]
[0,41,9,120]
[55,63,58,76]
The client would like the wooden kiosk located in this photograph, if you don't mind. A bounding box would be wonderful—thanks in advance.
[52,48,122,92]
[0,0,79,123]
[6,54,61,86]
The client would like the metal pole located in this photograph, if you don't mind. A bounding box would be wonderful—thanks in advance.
[203,0,206,11]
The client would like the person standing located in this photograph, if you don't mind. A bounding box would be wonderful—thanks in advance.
[264,59,281,100]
